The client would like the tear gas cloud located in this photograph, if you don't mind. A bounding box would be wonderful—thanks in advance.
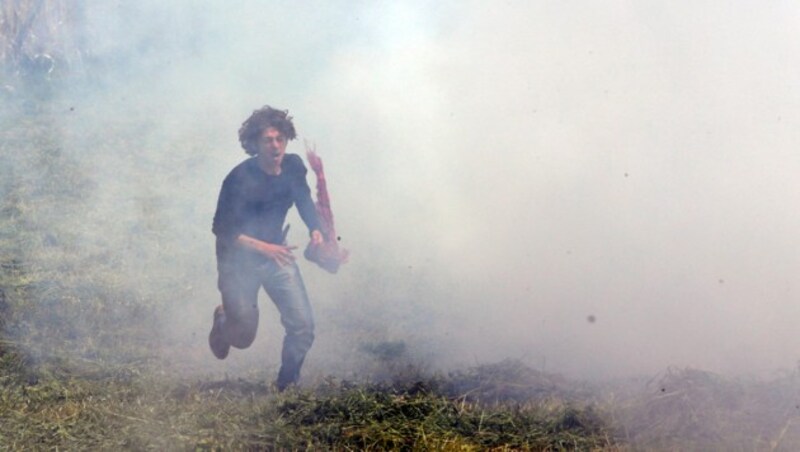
[9,0,800,380]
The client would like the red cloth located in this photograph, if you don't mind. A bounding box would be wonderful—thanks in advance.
[304,148,348,273]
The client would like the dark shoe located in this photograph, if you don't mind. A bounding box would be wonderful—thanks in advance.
[208,305,230,360]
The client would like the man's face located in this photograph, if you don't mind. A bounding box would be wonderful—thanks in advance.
[258,127,288,167]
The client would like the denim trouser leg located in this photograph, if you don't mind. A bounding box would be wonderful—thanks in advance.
[217,264,261,349]
[259,261,315,387]
[218,257,315,386]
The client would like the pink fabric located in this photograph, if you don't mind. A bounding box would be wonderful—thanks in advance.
[304,148,349,273]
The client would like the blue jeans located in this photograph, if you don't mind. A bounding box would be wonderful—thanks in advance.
[217,259,315,387]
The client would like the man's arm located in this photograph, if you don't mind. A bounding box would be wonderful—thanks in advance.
[212,175,241,244]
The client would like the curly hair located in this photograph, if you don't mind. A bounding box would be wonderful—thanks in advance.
[238,106,297,155]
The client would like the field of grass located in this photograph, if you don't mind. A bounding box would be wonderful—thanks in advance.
[5,70,800,451]
[0,359,617,450]
[0,76,622,450]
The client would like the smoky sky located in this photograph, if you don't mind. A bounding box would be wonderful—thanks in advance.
[29,1,800,379]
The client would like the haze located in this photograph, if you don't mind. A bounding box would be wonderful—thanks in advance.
[8,0,800,380]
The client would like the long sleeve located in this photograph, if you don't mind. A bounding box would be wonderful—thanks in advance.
[212,175,241,244]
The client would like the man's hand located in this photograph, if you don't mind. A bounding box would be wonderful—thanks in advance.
[237,234,297,266]
[310,230,323,245]
[257,242,297,266]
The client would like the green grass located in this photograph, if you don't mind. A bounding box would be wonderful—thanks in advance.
[0,362,616,450]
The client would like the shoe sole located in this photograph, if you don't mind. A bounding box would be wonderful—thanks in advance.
[209,307,230,360]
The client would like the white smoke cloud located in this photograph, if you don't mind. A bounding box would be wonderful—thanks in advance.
[298,1,800,377]
[15,0,800,379]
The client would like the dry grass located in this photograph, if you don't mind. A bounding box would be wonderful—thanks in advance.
[0,354,618,450]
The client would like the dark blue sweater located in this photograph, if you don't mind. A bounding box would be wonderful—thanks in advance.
[213,154,321,264]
